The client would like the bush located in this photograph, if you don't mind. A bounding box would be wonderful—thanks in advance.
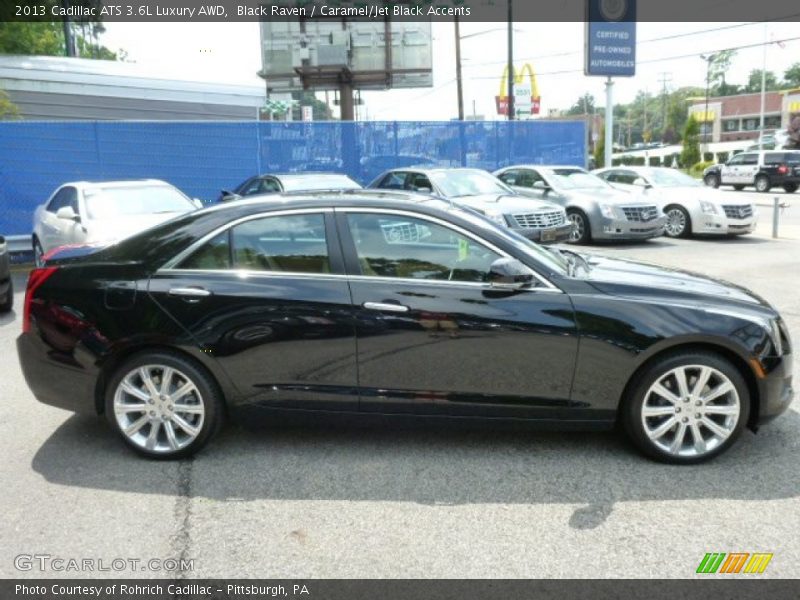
[662,154,673,168]
[681,116,701,168]
[633,156,646,166]
[716,151,729,163]
[648,156,661,167]
[612,158,622,166]
[703,152,714,162]
[690,160,714,176]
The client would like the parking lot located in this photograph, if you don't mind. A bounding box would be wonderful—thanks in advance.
[0,188,797,579]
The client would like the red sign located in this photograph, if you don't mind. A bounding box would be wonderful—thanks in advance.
[496,96,541,116]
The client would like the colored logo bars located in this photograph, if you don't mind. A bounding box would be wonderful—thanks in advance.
[696,552,773,574]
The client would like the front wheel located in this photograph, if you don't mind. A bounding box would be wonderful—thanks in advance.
[755,175,771,193]
[704,173,720,188]
[105,352,224,459]
[783,183,798,194]
[621,352,749,464]
[664,205,691,238]
[566,209,591,244]
[33,238,45,267]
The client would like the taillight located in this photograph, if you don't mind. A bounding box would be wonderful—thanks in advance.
[777,165,789,175]
[22,267,58,334]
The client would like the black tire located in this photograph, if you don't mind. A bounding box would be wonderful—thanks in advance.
[621,351,750,465]
[755,175,771,193]
[783,183,798,194]
[732,185,745,191]
[566,209,591,244]
[664,205,692,238]
[104,351,224,459]
[33,237,45,268]
[704,173,720,188]
[0,279,13,313]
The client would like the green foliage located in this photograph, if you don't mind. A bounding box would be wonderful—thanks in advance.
[662,154,673,168]
[0,89,20,120]
[703,151,714,162]
[681,116,701,169]
[691,160,714,176]
[0,20,120,60]
[565,93,595,116]
[785,63,800,88]
[744,69,780,93]
[632,156,646,166]
[717,151,730,163]
[593,125,605,169]
[648,156,661,167]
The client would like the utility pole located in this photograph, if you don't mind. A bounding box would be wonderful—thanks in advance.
[658,72,672,135]
[759,23,768,145]
[506,0,514,121]
[455,17,464,121]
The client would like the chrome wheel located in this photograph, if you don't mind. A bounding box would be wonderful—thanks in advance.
[665,208,687,237]
[755,176,770,193]
[113,364,205,454]
[568,212,586,243]
[641,365,740,458]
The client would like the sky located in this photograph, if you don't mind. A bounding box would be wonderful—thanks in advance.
[99,21,800,121]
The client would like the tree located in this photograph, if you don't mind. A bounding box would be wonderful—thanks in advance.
[744,69,780,93]
[593,125,605,168]
[565,93,595,116]
[707,50,737,90]
[783,63,800,88]
[0,89,20,120]
[680,115,700,168]
[0,20,121,60]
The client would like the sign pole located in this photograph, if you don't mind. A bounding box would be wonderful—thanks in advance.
[605,76,613,167]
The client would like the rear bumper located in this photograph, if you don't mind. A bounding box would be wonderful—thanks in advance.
[17,332,98,415]
[511,222,574,244]
[592,215,667,240]
[755,352,794,426]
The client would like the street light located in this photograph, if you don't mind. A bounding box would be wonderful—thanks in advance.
[700,53,718,149]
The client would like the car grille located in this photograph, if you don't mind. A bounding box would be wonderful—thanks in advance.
[512,210,566,229]
[722,205,754,220]
[621,205,660,222]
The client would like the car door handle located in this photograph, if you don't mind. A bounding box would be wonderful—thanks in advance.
[363,301,409,313]
[168,287,212,298]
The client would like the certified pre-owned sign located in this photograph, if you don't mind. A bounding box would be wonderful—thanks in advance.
[584,0,637,77]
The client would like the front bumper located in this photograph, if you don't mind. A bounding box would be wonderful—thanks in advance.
[694,212,759,235]
[511,222,575,244]
[755,351,794,427]
[592,215,667,240]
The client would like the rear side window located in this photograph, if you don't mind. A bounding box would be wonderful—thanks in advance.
[377,172,407,190]
[178,213,330,274]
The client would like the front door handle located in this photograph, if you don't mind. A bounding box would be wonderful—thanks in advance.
[363,301,409,313]
[168,287,212,299]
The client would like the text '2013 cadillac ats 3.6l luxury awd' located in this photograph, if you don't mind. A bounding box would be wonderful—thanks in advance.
[16,191,793,463]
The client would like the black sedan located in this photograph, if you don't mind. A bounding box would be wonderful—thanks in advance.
[17,191,793,463]
[0,234,12,312]
[219,172,361,202]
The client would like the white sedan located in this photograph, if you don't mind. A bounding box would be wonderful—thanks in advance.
[32,179,201,265]
[593,167,757,238]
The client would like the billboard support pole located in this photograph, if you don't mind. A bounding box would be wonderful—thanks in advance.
[455,16,464,121]
[339,80,355,121]
[507,0,514,121]
[605,76,613,167]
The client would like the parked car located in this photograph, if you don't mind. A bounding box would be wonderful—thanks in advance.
[593,166,757,238]
[17,191,793,463]
[219,173,361,202]
[32,180,201,267]
[703,150,800,193]
[493,165,666,244]
[0,235,11,312]
[368,167,574,243]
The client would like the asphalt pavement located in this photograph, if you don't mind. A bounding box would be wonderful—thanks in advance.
[1,188,798,579]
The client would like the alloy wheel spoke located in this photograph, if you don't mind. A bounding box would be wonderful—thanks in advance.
[139,367,160,399]
[673,368,691,399]
[642,404,676,417]
[124,414,149,436]
[115,402,148,414]
[702,382,734,403]
[170,382,196,402]
[121,380,151,403]
[145,421,161,450]
[647,416,677,440]
[692,366,713,397]
[690,422,706,454]
[701,417,730,439]
[173,402,204,415]
[669,422,688,454]
[164,421,180,450]
[172,414,200,437]
[703,404,738,416]
[160,367,175,395]
[651,382,681,404]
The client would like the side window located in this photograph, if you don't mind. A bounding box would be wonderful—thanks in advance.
[519,169,543,188]
[406,173,433,192]
[617,171,640,185]
[64,187,79,213]
[377,172,407,190]
[260,178,281,193]
[178,213,329,273]
[497,170,519,186]
[726,155,744,166]
[240,178,262,195]
[346,213,501,283]
[741,154,758,166]
[46,188,70,213]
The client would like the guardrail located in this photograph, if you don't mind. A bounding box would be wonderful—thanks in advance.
[5,235,29,254]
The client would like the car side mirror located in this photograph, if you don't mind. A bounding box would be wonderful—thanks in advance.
[488,258,535,290]
[56,206,80,222]
[633,177,651,188]
[220,190,240,202]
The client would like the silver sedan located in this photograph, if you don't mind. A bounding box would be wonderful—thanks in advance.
[593,166,757,238]
[494,165,666,244]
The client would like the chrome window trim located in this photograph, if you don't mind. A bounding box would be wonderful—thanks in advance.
[337,207,561,292]
[159,207,333,271]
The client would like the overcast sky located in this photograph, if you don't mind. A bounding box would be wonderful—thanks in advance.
[100,21,800,120]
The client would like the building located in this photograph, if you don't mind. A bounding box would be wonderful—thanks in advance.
[0,55,265,120]
[688,89,800,143]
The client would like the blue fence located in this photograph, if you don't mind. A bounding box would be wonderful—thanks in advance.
[0,120,585,236]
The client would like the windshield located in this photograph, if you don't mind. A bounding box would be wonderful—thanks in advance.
[83,185,194,220]
[646,169,702,187]
[430,170,511,198]
[549,169,610,191]
[280,174,361,191]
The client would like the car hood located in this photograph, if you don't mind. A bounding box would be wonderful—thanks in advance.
[85,212,189,243]
[453,193,562,213]
[643,186,752,207]
[562,187,654,206]
[581,254,772,312]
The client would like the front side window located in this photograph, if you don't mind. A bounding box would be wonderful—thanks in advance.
[741,153,758,165]
[346,212,501,283]
[179,213,330,274]
[377,171,408,190]
[47,187,75,213]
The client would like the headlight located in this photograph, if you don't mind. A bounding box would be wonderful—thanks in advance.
[484,210,508,226]
[769,318,787,356]
[700,200,717,214]
[599,204,616,219]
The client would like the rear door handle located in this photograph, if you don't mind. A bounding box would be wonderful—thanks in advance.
[363,301,409,313]
[168,287,212,299]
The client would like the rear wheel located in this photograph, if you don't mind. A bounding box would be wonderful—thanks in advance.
[621,351,749,464]
[783,183,798,193]
[566,209,591,244]
[664,205,691,238]
[732,185,745,191]
[704,173,720,188]
[0,279,12,313]
[755,175,771,193]
[105,352,224,459]
[33,238,45,267]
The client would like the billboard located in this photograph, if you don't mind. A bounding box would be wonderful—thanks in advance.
[496,64,541,118]
[584,0,637,77]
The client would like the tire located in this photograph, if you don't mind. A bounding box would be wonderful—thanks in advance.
[732,185,745,191]
[664,205,692,238]
[566,209,591,244]
[33,238,45,268]
[621,351,750,464]
[783,183,798,194]
[105,351,224,459]
[0,279,13,313]
[704,173,720,188]
[755,175,771,193]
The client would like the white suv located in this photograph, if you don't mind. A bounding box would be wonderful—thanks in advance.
[703,150,800,193]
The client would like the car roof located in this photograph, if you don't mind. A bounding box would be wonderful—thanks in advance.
[257,172,356,179]
[382,167,488,176]
[499,165,586,171]
[205,189,450,213]
[61,179,173,190]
